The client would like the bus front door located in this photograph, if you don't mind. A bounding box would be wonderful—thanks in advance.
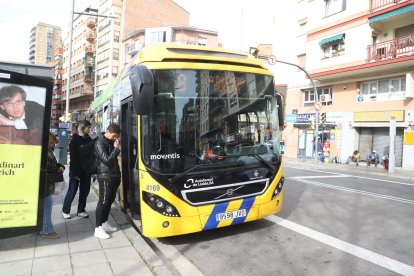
[120,102,141,219]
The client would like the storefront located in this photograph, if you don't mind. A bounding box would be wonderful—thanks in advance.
[352,111,405,166]
[290,112,341,160]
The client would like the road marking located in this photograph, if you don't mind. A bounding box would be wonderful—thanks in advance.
[289,175,349,179]
[150,237,204,276]
[286,166,414,187]
[291,178,414,205]
[267,216,414,275]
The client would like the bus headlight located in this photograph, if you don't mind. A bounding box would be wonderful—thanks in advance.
[272,176,284,200]
[143,191,181,217]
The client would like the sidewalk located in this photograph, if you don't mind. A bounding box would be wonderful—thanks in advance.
[0,167,172,276]
[284,156,414,181]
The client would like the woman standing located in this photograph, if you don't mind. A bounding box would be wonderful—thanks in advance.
[41,132,65,238]
[62,120,92,219]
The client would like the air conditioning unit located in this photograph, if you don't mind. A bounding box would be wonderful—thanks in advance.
[320,94,331,102]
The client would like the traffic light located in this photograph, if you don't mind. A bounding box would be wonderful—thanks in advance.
[320,113,326,125]
[309,117,314,129]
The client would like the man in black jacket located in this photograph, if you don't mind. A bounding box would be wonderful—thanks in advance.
[94,123,121,239]
[62,120,92,219]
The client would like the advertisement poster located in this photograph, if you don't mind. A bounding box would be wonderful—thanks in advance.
[0,83,46,228]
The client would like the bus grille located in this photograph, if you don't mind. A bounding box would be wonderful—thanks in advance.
[181,178,269,206]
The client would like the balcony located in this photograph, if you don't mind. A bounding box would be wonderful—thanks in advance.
[84,74,93,83]
[85,45,94,54]
[86,32,95,42]
[86,17,96,28]
[367,33,414,62]
[370,0,412,12]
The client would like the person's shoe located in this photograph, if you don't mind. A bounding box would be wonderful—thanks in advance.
[102,221,117,232]
[77,212,89,218]
[41,231,60,239]
[62,212,71,219]
[94,226,110,239]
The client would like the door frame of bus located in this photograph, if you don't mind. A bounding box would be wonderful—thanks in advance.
[120,101,141,218]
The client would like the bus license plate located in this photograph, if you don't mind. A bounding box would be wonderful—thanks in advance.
[215,209,247,222]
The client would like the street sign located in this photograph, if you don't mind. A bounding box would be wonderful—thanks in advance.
[314,101,322,110]
[268,55,276,65]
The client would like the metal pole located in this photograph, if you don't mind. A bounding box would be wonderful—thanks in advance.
[275,59,319,163]
[389,116,396,174]
[65,0,75,122]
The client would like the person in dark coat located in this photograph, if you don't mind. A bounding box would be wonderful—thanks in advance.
[94,123,121,239]
[62,120,92,219]
[41,132,65,238]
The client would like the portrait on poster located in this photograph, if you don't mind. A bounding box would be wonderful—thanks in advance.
[0,83,46,146]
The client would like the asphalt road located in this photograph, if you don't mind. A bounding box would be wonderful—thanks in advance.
[150,165,414,276]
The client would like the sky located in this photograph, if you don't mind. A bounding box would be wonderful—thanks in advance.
[0,0,281,63]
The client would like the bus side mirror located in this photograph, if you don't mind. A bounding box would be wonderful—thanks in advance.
[276,93,284,129]
[130,65,154,115]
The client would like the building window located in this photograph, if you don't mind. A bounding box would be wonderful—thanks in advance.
[360,77,406,95]
[303,87,332,106]
[297,54,306,68]
[150,31,166,44]
[114,31,120,42]
[197,37,207,46]
[297,22,307,37]
[113,49,119,60]
[325,0,346,16]
[321,35,345,59]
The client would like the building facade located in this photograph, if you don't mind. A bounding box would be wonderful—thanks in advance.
[29,22,61,65]
[283,0,414,169]
[48,46,64,130]
[62,9,96,122]
[95,0,123,98]
[123,26,219,66]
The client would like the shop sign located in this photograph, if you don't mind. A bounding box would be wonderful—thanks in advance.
[296,113,316,123]
[404,131,414,145]
[354,111,404,122]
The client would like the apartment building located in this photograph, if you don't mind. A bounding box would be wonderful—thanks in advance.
[123,26,219,66]
[29,22,61,65]
[283,0,414,169]
[62,8,97,122]
[95,0,122,98]
[48,46,64,129]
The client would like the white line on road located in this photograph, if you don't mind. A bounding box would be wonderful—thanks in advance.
[289,175,349,179]
[291,178,414,205]
[286,166,414,187]
[267,216,414,276]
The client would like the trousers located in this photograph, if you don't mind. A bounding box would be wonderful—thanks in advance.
[40,195,54,235]
[62,171,91,214]
[95,178,120,227]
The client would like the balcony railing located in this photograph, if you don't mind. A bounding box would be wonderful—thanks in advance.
[367,33,414,62]
[370,0,409,12]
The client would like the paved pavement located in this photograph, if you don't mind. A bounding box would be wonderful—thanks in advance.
[2,156,412,276]
[0,167,172,276]
[283,156,414,181]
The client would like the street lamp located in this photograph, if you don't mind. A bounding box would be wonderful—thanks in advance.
[64,0,116,122]
[272,59,320,164]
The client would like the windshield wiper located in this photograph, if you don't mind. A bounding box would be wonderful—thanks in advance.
[247,154,276,173]
[168,160,213,184]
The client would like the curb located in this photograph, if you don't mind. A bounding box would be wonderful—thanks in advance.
[91,182,173,276]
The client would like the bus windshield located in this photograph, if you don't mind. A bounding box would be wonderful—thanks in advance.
[141,69,282,174]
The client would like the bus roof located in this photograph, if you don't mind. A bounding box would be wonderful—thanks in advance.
[89,43,271,112]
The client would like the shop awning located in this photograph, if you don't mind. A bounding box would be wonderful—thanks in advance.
[350,122,408,128]
[89,80,117,111]
[369,5,414,24]
[319,34,345,46]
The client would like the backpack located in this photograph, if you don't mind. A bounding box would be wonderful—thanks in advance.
[79,137,98,176]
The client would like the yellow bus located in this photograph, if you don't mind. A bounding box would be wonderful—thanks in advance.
[90,44,285,238]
